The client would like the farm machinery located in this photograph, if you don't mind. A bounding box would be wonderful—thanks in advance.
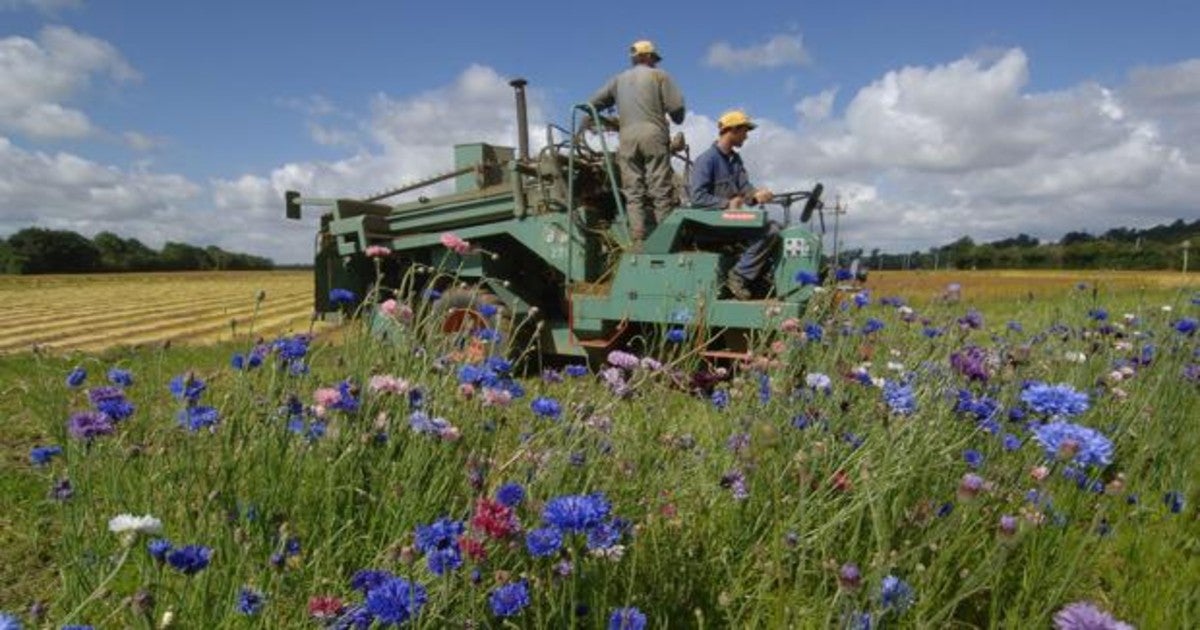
[285,79,827,361]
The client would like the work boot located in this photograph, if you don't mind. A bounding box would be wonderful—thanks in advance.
[725,273,753,300]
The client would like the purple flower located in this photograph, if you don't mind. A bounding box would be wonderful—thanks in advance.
[1052,601,1132,630]
[88,387,135,421]
[879,575,914,612]
[838,563,862,589]
[883,381,915,415]
[237,587,264,615]
[950,346,992,382]
[957,309,984,329]
[606,350,640,370]
[608,607,647,630]
[67,410,114,441]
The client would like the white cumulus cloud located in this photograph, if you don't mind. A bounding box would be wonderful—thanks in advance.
[705,34,812,72]
[0,26,138,140]
[796,88,837,122]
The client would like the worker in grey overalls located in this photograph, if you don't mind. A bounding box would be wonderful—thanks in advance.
[589,40,686,252]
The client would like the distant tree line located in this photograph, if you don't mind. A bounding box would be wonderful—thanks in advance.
[0,228,274,274]
[850,218,1199,271]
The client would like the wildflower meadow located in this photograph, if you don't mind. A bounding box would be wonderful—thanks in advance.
[1,268,1197,628]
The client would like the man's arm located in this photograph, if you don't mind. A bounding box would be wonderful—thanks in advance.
[588,76,617,112]
[659,71,685,124]
[688,152,727,209]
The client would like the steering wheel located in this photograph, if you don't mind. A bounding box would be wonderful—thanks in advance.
[800,183,824,223]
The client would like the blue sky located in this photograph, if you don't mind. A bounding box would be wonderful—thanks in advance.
[2,0,1197,263]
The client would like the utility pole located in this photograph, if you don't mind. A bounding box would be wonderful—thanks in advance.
[830,195,848,268]
[1183,240,1192,274]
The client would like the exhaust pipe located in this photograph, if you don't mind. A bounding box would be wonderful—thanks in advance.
[509,78,530,162]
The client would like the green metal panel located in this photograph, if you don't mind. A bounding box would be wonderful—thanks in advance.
[453,144,514,193]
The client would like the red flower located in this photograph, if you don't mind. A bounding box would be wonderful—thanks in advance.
[470,497,521,540]
[830,470,853,493]
[459,535,489,562]
[307,595,344,619]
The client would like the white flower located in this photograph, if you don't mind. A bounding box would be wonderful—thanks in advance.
[805,373,831,390]
[1161,305,1173,312]
[109,513,163,536]
[887,361,906,372]
[1063,351,1087,363]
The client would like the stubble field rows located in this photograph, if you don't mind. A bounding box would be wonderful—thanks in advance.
[0,271,320,355]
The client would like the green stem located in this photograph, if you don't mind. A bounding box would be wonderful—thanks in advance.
[59,542,133,626]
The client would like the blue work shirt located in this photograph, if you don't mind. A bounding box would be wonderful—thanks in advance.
[688,143,755,209]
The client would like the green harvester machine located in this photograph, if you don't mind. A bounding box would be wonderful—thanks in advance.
[285,78,826,361]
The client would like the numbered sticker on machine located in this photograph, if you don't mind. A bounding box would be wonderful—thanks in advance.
[544,224,569,260]
[784,237,810,258]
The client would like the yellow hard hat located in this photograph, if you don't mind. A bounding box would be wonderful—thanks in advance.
[718,110,757,132]
[629,40,661,60]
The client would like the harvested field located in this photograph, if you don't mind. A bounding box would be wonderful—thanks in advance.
[0,270,317,354]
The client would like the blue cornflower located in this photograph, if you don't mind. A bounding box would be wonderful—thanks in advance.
[853,290,871,308]
[835,268,854,281]
[29,445,62,466]
[922,326,944,338]
[1002,434,1022,451]
[963,449,984,469]
[565,364,589,377]
[274,335,309,362]
[955,390,1000,422]
[1087,308,1108,321]
[331,380,359,413]
[475,328,502,342]
[169,374,206,403]
[0,613,22,630]
[794,270,820,286]
[586,519,627,550]
[414,518,464,575]
[710,389,730,410]
[531,396,562,420]
[1021,382,1089,418]
[237,587,264,615]
[800,322,824,343]
[350,569,393,594]
[1031,421,1113,467]
[879,575,914,612]
[1174,317,1198,335]
[107,368,134,388]
[488,581,530,617]
[166,545,212,575]
[526,527,563,557]
[609,607,648,630]
[496,482,525,507]
[1164,491,1185,514]
[1007,320,1023,332]
[365,576,427,625]
[66,366,87,388]
[883,381,916,415]
[231,353,246,370]
[178,406,220,432]
[89,387,135,421]
[329,288,357,305]
[862,318,884,334]
[543,493,610,533]
[147,538,172,562]
[666,327,686,343]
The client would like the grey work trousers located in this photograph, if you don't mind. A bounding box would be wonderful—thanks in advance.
[617,136,675,242]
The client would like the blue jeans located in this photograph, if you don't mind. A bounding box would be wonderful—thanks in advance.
[731,221,782,284]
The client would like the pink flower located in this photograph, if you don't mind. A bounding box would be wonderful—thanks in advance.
[368,375,409,395]
[482,387,512,407]
[379,299,398,317]
[440,232,472,254]
[314,387,341,407]
[365,245,392,258]
[458,383,476,399]
[1030,465,1050,482]
[780,317,800,333]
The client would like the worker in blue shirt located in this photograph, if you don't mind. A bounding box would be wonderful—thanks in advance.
[689,110,780,300]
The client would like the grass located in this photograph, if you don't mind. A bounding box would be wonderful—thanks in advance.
[0,270,1197,628]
